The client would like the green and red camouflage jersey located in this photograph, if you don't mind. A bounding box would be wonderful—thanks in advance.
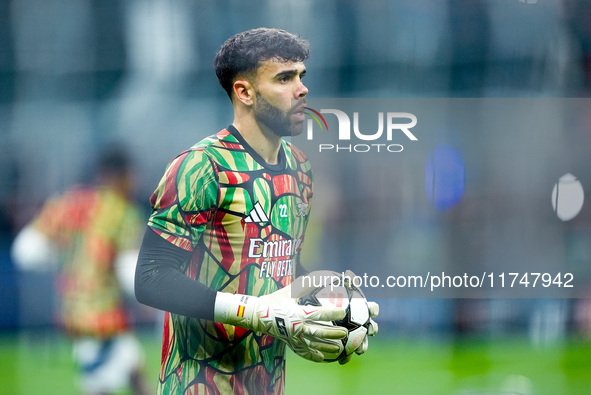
[148,126,313,395]
[33,187,142,338]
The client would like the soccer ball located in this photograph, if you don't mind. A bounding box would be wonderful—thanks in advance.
[297,276,371,362]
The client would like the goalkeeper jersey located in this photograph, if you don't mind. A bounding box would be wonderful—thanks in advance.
[148,125,313,394]
[33,187,142,337]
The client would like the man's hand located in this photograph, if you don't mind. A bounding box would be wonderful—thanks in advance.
[11,225,59,272]
[214,277,348,362]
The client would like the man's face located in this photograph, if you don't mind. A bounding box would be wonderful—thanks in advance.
[252,58,308,137]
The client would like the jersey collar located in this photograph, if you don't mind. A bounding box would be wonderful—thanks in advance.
[226,125,287,172]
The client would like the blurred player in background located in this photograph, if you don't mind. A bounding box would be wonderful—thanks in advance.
[134,27,377,394]
[11,144,150,395]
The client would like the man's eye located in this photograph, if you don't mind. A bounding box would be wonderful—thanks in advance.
[279,75,290,83]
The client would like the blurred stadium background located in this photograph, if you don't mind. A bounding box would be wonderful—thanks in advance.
[1,0,591,393]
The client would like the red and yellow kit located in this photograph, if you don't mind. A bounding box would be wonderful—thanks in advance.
[34,187,142,337]
[148,126,314,394]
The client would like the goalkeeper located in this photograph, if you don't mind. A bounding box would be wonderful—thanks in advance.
[135,28,377,395]
[12,145,150,395]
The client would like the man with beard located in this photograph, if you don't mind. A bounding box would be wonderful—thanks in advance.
[134,28,377,394]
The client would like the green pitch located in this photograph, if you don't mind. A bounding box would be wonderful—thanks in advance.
[1,330,590,394]
[287,336,591,395]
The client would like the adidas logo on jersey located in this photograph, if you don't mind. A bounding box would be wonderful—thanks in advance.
[244,202,269,223]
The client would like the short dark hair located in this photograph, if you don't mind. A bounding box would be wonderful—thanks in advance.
[214,27,310,99]
[97,143,132,178]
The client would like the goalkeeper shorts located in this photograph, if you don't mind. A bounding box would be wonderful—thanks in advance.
[72,333,143,393]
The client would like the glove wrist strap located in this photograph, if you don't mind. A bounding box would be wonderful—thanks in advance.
[214,292,257,328]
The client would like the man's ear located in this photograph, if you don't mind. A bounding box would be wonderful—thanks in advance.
[232,79,255,106]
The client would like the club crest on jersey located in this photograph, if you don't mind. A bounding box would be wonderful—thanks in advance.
[297,202,308,217]
[244,202,269,224]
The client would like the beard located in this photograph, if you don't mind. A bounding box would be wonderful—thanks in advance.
[254,92,305,137]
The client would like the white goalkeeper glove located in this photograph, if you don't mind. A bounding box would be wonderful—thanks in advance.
[11,225,59,272]
[214,277,348,362]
